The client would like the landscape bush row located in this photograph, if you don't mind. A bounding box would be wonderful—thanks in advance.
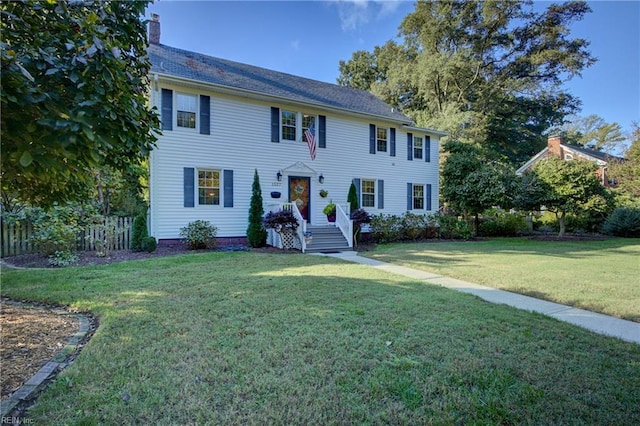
[368,206,640,244]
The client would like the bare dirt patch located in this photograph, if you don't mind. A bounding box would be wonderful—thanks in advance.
[0,301,80,400]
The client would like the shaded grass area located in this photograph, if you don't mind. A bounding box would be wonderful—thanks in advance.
[2,251,640,424]
[365,238,640,322]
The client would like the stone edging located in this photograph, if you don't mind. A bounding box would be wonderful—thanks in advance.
[0,301,94,418]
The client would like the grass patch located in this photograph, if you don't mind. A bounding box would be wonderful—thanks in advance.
[2,251,640,424]
[364,238,640,322]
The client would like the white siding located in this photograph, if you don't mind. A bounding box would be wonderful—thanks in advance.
[149,82,441,239]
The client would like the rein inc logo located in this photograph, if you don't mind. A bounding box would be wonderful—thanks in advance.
[1,417,34,425]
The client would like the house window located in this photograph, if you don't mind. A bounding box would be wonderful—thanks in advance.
[413,184,425,210]
[176,93,197,129]
[413,136,423,160]
[198,169,220,205]
[281,110,297,141]
[362,179,376,208]
[302,114,314,142]
[377,127,388,152]
[564,153,574,160]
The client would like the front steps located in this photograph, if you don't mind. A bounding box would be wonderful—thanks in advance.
[305,225,352,253]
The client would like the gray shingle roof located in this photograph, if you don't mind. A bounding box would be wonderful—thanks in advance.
[148,43,412,123]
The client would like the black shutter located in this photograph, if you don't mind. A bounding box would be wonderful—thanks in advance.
[223,170,234,208]
[407,133,413,161]
[161,89,173,131]
[353,178,361,207]
[426,184,432,210]
[199,95,210,135]
[378,180,384,209]
[271,107,280,142]
[425,136,431,162]
[406,182,413,210]
[184,167,194,208]
[318,115,326,148]
[369,124,376,154]
[390,128,396,157]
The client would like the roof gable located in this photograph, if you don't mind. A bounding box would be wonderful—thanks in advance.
[149,43,411,123]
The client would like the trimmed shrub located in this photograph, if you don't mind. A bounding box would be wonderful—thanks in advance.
[400,212,428,240]
[479,212,527,237]
[436,214,473,240]
[180,220,218,250]
[347,182,359,211]
[131,213,148,252]
[602,207,640,237]
[141,236,158,253]
[370,213,402,243]
[247,169,267,248]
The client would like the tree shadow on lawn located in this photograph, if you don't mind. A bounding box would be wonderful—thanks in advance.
[3,251,640,424]
[368,237,640,261]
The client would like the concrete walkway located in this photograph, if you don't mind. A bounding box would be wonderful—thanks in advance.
[315,251,640,345]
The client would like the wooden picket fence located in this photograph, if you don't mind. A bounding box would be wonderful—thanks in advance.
[1,216,133,258]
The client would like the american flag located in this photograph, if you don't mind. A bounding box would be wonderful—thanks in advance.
[304,118,317,160]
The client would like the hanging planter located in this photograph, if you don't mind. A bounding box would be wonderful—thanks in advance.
[319,189,329,198]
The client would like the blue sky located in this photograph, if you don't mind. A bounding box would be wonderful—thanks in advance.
[146,0,639,144]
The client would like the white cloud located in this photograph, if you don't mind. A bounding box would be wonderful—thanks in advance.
[330,0,405,32]
[291,39,300,51]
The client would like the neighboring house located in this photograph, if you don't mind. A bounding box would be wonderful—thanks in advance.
[516,135,622,187]
[146,16,446,248]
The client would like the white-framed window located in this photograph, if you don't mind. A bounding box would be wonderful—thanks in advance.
[413,136,423,159]
[564,153,574,160]
[362,179,376,208]
[280,109,316,143]
[198,169,220,205]
[302,114,314,143]
[281,110,297,141]
[377,127,388,152]
[413,184,425,210]
[176,93,197,129]
[281,110,315,142]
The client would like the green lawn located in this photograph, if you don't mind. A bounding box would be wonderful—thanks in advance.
[2,251,639,424]
[364,238,640,322]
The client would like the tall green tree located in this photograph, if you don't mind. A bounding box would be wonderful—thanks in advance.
[338,0,594,163]
[246,169,267,248]
[608,123,640,206]
[525,157,612,237]
[1,0,159,206]
[441,141,517,232]
[552,114,626,153]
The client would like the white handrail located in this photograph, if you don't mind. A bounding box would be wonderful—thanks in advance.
[335,203,353,248]
[283,202,307,252]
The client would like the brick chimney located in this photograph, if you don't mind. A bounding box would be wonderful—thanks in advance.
[547,135,563,157]
[149,13,160,45]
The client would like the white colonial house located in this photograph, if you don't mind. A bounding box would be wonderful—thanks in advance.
[146,16,446,252]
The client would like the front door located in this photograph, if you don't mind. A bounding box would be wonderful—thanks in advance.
[289,176,310,221]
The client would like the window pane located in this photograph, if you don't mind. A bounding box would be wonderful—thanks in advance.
[198,170,220,205]
[414,137,423,159]
[302,114,314,142]
[377,127,387,152]
[362,194,375,208]
[177,94,197,129]
[362,179,375,208]
[177,111,196,128]
[282,110,296,141]
[413,184,424,210]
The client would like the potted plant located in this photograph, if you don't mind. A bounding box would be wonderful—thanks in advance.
[263,209,300,249]
[323,201,336,223]
[319,189,329,198]
[350,208,372,247]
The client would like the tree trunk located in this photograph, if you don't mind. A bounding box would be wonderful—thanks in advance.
[557,212,566,238]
